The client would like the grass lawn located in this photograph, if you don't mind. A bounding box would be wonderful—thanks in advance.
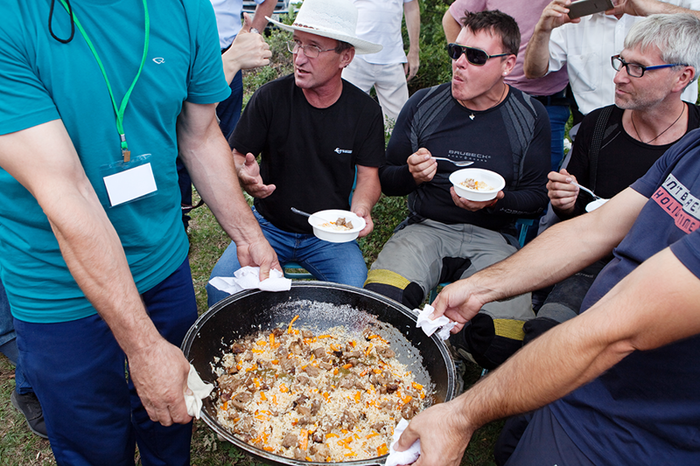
[0,193,503,466]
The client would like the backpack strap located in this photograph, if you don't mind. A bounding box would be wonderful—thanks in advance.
[588,105,614,192]
[501,92,537,188]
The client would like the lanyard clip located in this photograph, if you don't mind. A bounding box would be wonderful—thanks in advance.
[120,134,131,163]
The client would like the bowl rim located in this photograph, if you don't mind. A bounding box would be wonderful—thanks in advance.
[308,209,366,234]
[449,168,506,194]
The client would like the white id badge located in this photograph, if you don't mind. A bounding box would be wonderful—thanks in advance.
[102,155,158,207]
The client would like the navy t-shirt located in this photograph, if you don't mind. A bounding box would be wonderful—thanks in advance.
[550,129,700,464]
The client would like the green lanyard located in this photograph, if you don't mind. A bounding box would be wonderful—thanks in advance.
[58,0,150,162]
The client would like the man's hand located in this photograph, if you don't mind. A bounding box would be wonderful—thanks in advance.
[450,188,504,212]
[223,14,272,80]
[606,0,660,18]
[405,48,420,81]
[128,338,193,426]
[408,148,437,185]
[538,0,580,33]
[430,280,489,333]
[237,152,276,198]
[524,0,580,79]
[236,235,281,281]
[547,169,579,214]
[353,204,374,238]
[394,400,475,466]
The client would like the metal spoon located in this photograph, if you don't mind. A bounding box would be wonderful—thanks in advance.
[291,207,312,217]
[432,157,474,167]
[573,182,603,200]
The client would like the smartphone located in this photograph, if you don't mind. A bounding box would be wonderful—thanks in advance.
[567,0,614,19]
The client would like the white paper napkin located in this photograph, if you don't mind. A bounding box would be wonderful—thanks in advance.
[415,304,456,340]
[386,418,421,466]
[208,266,291,295]
[184,364,213,419]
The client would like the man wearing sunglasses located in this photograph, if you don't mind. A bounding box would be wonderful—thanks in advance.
[365,10,550,371]
[443,0,571,173]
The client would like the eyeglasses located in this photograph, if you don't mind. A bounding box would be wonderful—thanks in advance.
[611,54,687,78]
[446,43,509,66]
[287,40,335,59]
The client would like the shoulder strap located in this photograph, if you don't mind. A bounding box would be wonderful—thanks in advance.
[501,91,538,188]
[409,85,454,153]
[588,105,614,192]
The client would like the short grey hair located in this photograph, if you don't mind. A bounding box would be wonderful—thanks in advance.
[624,13,700,85]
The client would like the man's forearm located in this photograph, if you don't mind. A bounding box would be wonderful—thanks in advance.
[523,25,554,79]
[251,0,276,32]
[178,106,266,248]
[468,188,645,303]
[609,0,700,19]
[456,246,700,429]
[442,9,462,43]
[351,166,381,214]
[0,121,162,353]
[405,0,421,55]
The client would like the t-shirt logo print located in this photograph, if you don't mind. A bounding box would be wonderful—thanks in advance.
[152,57,165,64]
[334,148,352,155]
[652,174,700,234]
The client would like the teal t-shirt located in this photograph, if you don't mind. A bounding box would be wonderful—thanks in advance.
[0,0,230,323]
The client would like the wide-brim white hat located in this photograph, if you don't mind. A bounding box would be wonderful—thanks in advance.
[267,0,382,55]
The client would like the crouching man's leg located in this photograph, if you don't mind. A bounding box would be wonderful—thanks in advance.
[449,226,535,370]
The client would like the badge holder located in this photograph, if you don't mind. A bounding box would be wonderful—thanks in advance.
[101,153,158,207]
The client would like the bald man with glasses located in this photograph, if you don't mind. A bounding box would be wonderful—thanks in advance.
[364,10,551,371]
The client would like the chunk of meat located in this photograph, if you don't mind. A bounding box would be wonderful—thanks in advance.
[282,433,298,449]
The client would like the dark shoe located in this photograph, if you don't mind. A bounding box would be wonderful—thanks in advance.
[11,389,48,439]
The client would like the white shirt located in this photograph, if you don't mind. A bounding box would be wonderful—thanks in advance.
[210,0,265,49]
[353,0,413,64]
[548,4,700,115]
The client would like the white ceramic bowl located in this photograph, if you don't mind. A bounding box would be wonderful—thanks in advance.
[449,168,505,202]
[308,209,366,243]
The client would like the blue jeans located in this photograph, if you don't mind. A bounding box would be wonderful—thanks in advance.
[0,277,33,395]
[216,70,243,141]
[207,207,368,307]
[545,104,571,172]
[15,258,197,466]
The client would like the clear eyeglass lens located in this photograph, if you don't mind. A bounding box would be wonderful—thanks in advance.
[287,41,321,58]
[613,56,644,77]
[627,63,644,77]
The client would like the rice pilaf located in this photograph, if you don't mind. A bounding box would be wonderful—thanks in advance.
[213,316,426,462]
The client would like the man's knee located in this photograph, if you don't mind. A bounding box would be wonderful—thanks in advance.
[364,269,425,308]
[449,313,527,370]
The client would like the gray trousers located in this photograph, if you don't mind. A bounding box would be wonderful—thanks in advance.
[365,219,534,368]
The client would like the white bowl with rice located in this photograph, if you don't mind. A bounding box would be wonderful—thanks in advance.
[449,168,505,202]
[308,209,366,243]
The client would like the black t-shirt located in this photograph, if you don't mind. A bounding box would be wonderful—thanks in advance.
[561,103,700,219]
[380,84,550,231]
[230,75,385,233]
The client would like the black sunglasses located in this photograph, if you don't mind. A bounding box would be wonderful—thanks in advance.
[446,43,509,65]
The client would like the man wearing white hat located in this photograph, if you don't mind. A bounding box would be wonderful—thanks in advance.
[207,0,387,305]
